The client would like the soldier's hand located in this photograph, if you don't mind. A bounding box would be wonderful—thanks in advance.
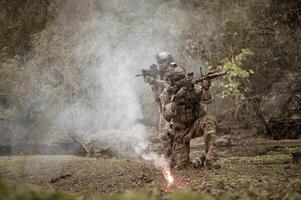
[176,87,187,97]
[207,69,216,74]
[202,79,211,90]
[170,102,177,112]
[146,76,154,84]
[183,133,192,143]
[174,132,185,142]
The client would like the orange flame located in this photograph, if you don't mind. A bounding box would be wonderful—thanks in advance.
[162,165,174,190]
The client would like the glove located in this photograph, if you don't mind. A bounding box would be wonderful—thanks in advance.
[174,132,186,142]
[176,87,187,97]
[183,133,192,143]
[202,79,211,90]
[146,76,155,84]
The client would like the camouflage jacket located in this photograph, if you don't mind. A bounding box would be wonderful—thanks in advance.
[160,83,211,126]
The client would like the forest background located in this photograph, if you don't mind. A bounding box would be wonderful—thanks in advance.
[0,0,300,145]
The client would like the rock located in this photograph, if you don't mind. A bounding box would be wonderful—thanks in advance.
[261,71,301,139]
[268,118,301,139]
[216,135,232,147]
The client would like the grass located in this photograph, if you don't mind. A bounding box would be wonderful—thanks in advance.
[0,177,300,200]
[221,154,293,165]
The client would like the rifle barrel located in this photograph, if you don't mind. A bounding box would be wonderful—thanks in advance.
[192,71,227,84]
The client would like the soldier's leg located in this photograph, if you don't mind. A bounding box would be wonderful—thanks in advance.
[188,118,206,168]
[202,116,220,169]
[159,115,172,157]
[170,128,190,169]
[159,131,172,157]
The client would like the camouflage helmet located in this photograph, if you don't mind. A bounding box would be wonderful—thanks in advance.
[165,63,186,81]
[155,52,174,65]
[173,66,186,80]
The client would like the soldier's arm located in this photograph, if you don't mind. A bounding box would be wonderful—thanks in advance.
[202,89,212,102]
[160,88,176,122]
[148,77,166,89]
[196,80,212,104]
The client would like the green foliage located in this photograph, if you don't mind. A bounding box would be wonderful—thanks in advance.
[288,179,301,193]
[1,177,301,200]
[221,49,253,104]
[184,0,301,94]
[0,0,51,137]
[92,193,156,200]
[165,189,215,200]
[221,154,293,165]
[0,0,50,57]
[0,178,74,200]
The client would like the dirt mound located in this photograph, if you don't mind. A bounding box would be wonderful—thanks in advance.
[0,156,159,193]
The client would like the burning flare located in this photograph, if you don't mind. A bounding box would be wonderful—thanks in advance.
[162,164,174,190]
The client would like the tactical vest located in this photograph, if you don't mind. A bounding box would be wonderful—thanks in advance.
[173,88,206,126]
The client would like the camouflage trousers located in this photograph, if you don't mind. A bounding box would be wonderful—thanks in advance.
[158,113,173,157]
[169,116,218,169]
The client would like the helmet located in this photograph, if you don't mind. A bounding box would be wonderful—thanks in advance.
[166,64,186,82]
[174,66,185,76]
[172,66,186,81]
[169,62,177,68]
[155,52,174,65]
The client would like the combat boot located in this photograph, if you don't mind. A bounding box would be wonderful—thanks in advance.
[204,159,221,170]
[203,128,220,170]
[191,159,202,169]
[191,153,206,169]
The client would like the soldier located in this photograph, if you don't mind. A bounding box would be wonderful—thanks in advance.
[143,52,174,157]
[149,52,174,102]
[147,62,179,157]
[156,52,174,80]
[160,65,220,169]
[155,62,179,157]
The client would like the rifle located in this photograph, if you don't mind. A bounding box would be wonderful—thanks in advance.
[136,64,159,83]
[168,70,227,93]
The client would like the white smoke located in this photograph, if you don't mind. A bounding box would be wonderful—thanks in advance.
[34,0,193,166]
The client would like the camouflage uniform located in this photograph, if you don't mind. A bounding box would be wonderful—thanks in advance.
[159,67,218,169]
[146,53,174,156]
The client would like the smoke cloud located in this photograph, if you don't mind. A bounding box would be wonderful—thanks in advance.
[49,0,189,155]
[11,0,195,165]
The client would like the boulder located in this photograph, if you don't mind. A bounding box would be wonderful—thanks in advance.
[260,71,301,139]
